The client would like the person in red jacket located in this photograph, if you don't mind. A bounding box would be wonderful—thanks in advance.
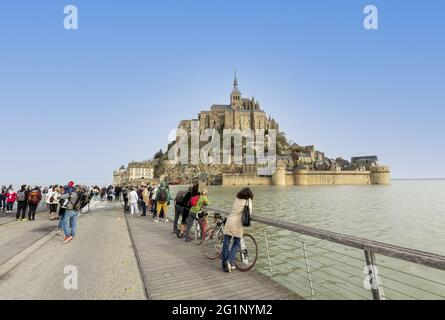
[6,188,17,214]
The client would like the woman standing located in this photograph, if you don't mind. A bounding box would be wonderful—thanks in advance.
[221,187,254,273]
[47,186,60,221]
[5,188,17,214]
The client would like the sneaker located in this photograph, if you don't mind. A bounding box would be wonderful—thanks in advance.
[225,261,232,273]
[164,218,169,222]
[63,236,73,244]
[154,219,159,223]
[22,218,28,222]
[231,265,236,270]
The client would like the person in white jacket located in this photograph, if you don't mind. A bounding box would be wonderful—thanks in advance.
[128,187,139,216]
[47,186,61,221]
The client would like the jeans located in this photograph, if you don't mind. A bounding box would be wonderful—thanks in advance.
[28,204,38,220]
[0,196,6,210]
[6,202,14,212]
[221,235,241,269]
[184,211,197,240]
[16,201,27,219]
[173,204,183,232]
[141,201,147,216]
[130,203,139,215]
[62,210,79,237]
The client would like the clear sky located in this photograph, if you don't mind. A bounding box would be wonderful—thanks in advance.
[1,0,444,186]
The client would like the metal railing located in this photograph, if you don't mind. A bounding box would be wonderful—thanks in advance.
[206,206,445,300]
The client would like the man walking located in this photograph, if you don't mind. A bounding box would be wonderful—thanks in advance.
[128,187,139,216]
[16,185,29,221]
[60,182,80,244]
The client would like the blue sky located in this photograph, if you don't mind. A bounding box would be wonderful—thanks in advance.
[0,0,444,186]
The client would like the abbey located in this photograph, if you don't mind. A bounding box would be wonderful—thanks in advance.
[179,73,279,133]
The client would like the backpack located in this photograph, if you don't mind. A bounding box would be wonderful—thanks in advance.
[158,188,168,202]
[28,191,40,205]
[17,190,26,202]
[190,195,200,207]
[175,190,186,205]
[69,192,87,211]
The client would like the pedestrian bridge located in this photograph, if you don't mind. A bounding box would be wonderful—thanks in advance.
[125,205,445,300]
[125,214,300,300]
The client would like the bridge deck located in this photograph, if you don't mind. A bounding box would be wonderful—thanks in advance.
[125,214,301,300]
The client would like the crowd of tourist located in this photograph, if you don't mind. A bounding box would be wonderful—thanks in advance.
[2,180,254,273]
[1,182,93,244]
[111,181,254,273]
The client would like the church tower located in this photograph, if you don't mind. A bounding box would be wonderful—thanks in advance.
[230,71,243,110]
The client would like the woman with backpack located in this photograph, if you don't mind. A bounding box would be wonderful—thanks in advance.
[154,181,172,222]
[184,188,210,242]
[221,187,254,273]
[27,187,42,221]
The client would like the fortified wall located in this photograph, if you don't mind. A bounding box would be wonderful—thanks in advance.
[222,166,391,186]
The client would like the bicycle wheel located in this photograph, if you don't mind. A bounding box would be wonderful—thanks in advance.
[194,221,202,245]
[234,234,258,272]
[201,226,224,260]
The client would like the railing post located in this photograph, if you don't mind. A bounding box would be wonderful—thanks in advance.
[364,250,385,300]
[302,241,315,299]
[263,231,273,277]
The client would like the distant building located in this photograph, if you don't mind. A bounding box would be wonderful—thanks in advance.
[351,156,379,170]
[113,161,154,185]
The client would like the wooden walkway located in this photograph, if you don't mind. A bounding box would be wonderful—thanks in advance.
[125,214,301,300]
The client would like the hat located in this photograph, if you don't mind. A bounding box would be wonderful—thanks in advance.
[68,181,75,187]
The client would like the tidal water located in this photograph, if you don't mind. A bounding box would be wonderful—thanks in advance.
[171,180,445,300]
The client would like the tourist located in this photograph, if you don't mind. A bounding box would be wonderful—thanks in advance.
[16,185,29,221]
[27,187,42,221]
[60,182,80,244]
[5,187,16,214]
[221,187,254,273]
[122,187,129,212]
[47,185,60,221]
[128,187,139,216]
[141,185,149,217]
[154,181,172,222]
[173,188,187,234]
[179,183,198,238]
[0,186,7,211]
[115,186,122,201]
[185,186,211,242]
[100,187,106,201]
[107,187,114,202]
[150,185,158,218]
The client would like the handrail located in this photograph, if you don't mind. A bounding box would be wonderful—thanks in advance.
[206,206,445,271]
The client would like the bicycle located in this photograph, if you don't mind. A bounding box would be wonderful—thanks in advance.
[201,212,258,272]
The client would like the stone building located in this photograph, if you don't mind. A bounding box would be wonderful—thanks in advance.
[113,161,154,185]
[179,73,279,133]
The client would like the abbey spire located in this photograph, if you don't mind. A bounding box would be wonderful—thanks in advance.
[230,69,242,109]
